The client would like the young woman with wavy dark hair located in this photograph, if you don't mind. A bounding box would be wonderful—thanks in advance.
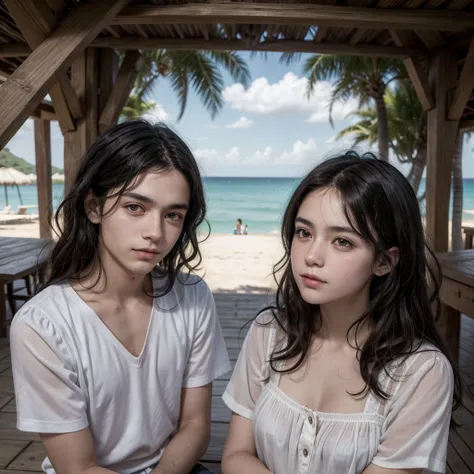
[10,120,230,474]
[222,152,462,474]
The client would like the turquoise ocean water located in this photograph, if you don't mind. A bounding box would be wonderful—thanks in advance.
[1,178,474,234]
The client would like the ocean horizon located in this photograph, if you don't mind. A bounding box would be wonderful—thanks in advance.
[1,177,473,235]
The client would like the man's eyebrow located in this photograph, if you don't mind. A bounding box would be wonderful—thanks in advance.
[121,192,154,204]
[166,203,189,211]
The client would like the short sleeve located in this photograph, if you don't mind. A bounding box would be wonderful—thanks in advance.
[371,351,454,473]
[9,306,89,433]
[182,281,231,388]
[222,310,276,420]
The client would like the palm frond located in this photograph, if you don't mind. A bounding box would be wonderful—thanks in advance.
[279,52,302,66]
[205,50,251,87]
[184,51,224,120]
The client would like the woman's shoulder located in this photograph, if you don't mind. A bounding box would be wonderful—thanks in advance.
[386,342,454,396]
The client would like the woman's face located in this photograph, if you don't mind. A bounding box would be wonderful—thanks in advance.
[290,188,378,306]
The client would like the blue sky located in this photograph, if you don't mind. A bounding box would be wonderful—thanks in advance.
[6,52,474,178]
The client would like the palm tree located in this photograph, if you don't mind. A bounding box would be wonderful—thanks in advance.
[337,81,427,196]
[120,94,156,121]
[134,49,251,121]
[301,56,403,162]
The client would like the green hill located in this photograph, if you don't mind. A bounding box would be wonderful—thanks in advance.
[0,148,63,175]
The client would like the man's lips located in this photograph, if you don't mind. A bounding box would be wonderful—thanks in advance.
[134,248,160,259]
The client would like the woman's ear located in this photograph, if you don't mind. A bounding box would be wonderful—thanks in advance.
[374,247,400,277]
[84,191,101,224]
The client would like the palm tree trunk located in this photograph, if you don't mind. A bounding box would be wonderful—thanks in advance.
[451,130,464,251]
[409,147,426,195]
[375,93,389,162]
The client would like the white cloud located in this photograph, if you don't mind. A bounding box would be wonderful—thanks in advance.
[194,148,219,163]
[279,139,318,164]
[250,146,273,165]
[194,138,318,168]
[225,116,253,129]
[143,103,169,122]
[223,72,358,122]
[225,147,240,162]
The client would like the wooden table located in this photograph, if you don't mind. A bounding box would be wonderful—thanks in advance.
[437,250,474,360]
[0,236,53,338]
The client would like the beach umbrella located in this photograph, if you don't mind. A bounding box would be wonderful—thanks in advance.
[0,165,32,206]
[52,172,65,183]
[27,173,37,182]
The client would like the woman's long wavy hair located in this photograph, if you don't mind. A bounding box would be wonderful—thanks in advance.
[263,151,462,410]
[41,119,207,296]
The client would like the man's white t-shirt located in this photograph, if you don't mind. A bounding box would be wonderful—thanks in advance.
[9,273,231,474]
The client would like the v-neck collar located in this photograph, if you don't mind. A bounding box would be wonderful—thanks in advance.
[65,278,155,367]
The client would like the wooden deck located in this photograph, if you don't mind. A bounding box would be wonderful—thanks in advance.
[0,292,473,473]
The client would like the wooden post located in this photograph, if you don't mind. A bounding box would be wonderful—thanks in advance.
[99,49,120,134]
[425,49,460,361]
[425,50,458,253]
[99,51,142,131]
[63,49,101,195]
[34,119,53,239]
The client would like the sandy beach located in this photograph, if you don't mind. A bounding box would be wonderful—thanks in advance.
[2,218,474,293]
[0,220,284,293]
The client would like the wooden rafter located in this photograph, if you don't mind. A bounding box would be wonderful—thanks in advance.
[99,51,142,130]
[90,37,426,58]
[0,43,30,57]
[448,37,474,121]
[460,118,474,131]
[0,0,131,149]
[390,30,434,111]
[4,0,82,132]
[112,3,474,31]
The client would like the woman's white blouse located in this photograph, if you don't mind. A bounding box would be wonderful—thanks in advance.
[222,311,454,474]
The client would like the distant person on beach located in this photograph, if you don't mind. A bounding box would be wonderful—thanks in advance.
[221,151,461,474]
[243,224,249,235]
[234,218,243,235]
[10,120,230,474]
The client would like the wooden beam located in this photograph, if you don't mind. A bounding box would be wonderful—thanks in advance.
[0,0,131,149]
[64,53,87,194]
[91,37,426,58]
[416,30,446,50]
[112,3,474,31]
[85,48,99,146]
[0,43,30,57]
[448,37,474,121]
[58,75,83,120]
[425,49,459,253]
[99,51,142,130]
[4,0,85,132]
[31,101,57,120]
[460,118,474,131]
[99,48,119,134]
[34,119,53,239]
[390,30,434,111]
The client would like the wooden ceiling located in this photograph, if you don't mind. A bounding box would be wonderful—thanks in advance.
[0,0,473,123]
